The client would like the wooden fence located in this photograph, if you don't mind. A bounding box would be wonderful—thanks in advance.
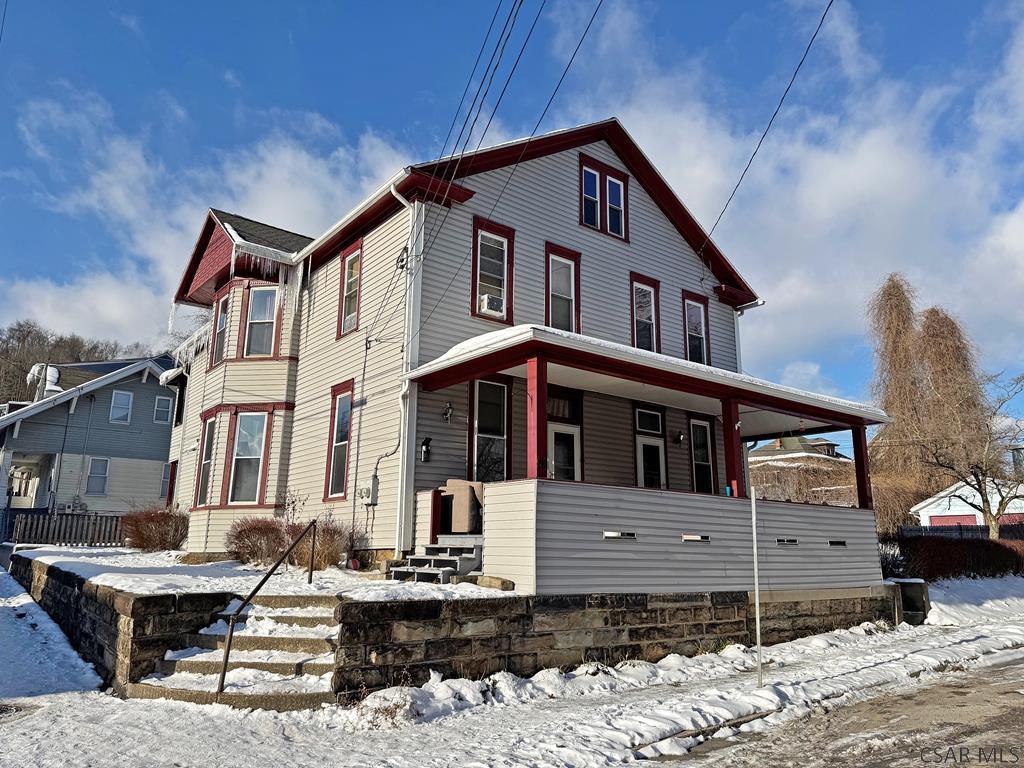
[11,512,124,547]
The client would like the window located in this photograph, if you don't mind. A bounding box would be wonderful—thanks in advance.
[173,380,187,426]
[635,408,663,434]
[196,419,216,506]
[109,390,133,424]
[212,295,229,365]
[606,177,625,238]
[690,418,715,494]
[471,216,515,324]
[326,384,353,499]
[579,153,628,240]
[244,287,277,357]
[153,395,173,425]
[473,381,507,482]
[338,247,361,337]
[86,458,109,496]
[630,274,660,352]
[581,166,600,228]
[160,461,175,501]
[228,412,267,504]
[683,292,710,365]
[545,244,581,333]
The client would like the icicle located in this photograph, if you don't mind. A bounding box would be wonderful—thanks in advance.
[167,301,178,334]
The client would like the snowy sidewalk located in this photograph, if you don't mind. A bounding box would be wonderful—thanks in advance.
[3,570,1024,766]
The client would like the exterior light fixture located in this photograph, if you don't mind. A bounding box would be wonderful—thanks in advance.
[442,402,454,423]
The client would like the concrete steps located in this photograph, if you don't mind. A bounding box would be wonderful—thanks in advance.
[390,540,482,584]
[126,596,342,710]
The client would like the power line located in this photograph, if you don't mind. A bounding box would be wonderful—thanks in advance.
[0,0,8,52]
[694,0,834,271]
[406,0,604,348]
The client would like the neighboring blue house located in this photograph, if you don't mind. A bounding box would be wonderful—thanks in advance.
[0,356,176,530]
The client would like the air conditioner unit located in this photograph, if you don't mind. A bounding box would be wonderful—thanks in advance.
[478,294,504,317]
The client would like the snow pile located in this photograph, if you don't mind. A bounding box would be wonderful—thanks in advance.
[16,547,507,600]
[199,616,336,638]
[926,575,1024,626]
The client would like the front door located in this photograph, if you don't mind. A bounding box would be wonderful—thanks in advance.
[635,435,667,489]
[548,424,582,481]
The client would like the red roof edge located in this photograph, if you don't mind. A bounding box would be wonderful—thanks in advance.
[173,212,220,306]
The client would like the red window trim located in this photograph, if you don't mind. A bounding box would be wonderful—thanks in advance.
[466,375,514,482]
[470,215,515,326]
[336,239,363,340]
[239,281,282,359]
[207,278,286,372]
[323,379,355,502]
[220,409,274,507]
[544,242,582,334]
[207,287,233,372]
[578,152,630,242]
[629,272,661,353]
[681,290,712,365]
[686,412,719,495]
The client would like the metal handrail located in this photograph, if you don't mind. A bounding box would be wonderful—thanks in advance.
[216,519,318,695]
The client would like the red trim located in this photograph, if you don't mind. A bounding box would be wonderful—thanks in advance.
[221,409,274,507]
[219,413,237,507]
[579,152,629,242]
[852,425,873,510]
[258,412,275,506]
[681,290,712,366]
[544,242,582,333]
[193,418,216,508]
[526,357,548,479]
[238,281,280,359]
[200,401,294,421]
[686,412,719,495]
[336,239,363,340]
[414,120,756,304]
[466,375,514,481]
[323,379,355,502]
[721,398,745,498]
[470,215,515,325]
[165,460,178,507]
[207,290,232,372]
[629,272,661,353]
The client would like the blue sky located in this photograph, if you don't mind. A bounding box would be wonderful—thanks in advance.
[2,1,1024,455]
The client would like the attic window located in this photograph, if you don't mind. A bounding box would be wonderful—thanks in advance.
[579,153,629,241]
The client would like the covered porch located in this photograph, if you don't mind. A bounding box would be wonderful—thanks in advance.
[407,325,886,511]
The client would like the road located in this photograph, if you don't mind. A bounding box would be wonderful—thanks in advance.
[682,655,1024,766]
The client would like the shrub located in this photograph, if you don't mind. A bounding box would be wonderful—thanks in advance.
[226,517,288,566]
[287,518,358,571]
[122,507,189,552]
[901,537,1024,581]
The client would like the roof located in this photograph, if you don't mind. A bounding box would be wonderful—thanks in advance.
[911,480,1024,515]
[209,209,313,253]
[54,354,174,376]
[405,324,889,429]
[0,358,169,432]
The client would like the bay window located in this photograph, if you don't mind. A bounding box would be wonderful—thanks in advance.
[244,287,277,357]
[473,380,508,482]
[195,419,215,506]
[212,295,229,365]
[228,412,267,504]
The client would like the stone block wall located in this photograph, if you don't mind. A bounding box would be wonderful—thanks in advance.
[10,554,232,693]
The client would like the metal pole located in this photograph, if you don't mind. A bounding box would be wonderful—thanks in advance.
[750,486,763,688]
[216,615,237,696]
[307,521,317,585]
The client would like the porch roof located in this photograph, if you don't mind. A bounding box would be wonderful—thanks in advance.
[405,325,889,439]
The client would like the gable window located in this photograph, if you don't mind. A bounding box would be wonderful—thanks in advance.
[153,395,173,425]
[338,246,362,338]
[325,382,353,499]
[86,457,109,496]
[689,418,715,495]
[244,287,277,357]
[212,295,229,365]
[606,177,625,238]
[682,292,710,365]
[545,243,581,333]
[471,216,515,324]
[473,380,508,483]
[579,153,629,240]
[109,390,133,424]
[228,412,267,503]
[581,166,600,228]
[630,273,660,352]
[196,419,216,506]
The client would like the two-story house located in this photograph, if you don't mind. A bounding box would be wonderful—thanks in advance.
[166,119,888,595]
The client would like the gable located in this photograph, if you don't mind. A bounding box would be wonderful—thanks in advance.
[174,215,234,307]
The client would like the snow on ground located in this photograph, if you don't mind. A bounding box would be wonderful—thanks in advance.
[144,667,334,694]
[15,547,507,600]
[199,616,337,638]
[5,570,1024,766]
[925,574,1024,626]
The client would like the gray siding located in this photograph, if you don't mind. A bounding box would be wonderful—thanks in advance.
[416,139,739,371]
[479,480,882,594]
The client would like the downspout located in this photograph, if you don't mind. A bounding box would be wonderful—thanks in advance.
[389,184,423,557]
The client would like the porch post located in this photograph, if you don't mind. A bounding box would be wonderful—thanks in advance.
[852,425,873,510]
[526,356,548,479]
[721,398,746,498]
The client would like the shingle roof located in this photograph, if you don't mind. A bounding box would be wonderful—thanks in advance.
[210,209,313,253]
[56,354,174,376]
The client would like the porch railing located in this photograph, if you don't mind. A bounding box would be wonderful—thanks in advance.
[9,511,124,547]
[216,518,317,696]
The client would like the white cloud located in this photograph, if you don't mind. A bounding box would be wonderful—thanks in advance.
[112,13,143,37]
[779,361,841,397]
[7,91,411,348]
[223,70,242,88]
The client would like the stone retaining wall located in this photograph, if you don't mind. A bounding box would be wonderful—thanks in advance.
[332,587,897,696]
[10,554,232,693]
